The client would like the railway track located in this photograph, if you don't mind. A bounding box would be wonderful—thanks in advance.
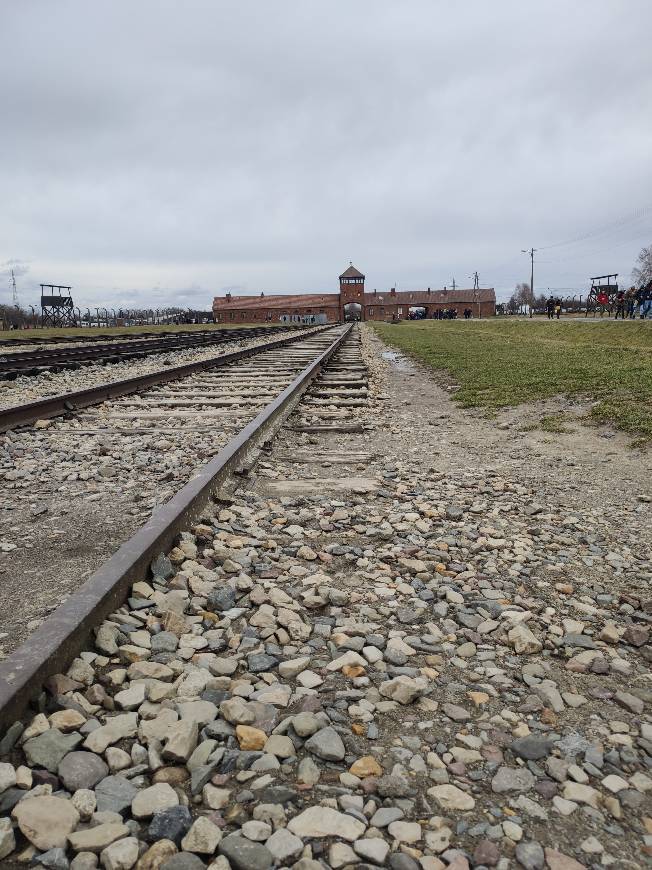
[0,326,297,380]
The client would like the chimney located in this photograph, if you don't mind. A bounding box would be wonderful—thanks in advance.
[390,287,396,296]
[374,288,377,296]
[427,287,431,294]
[260,291,264,297]
[226,292,232,301]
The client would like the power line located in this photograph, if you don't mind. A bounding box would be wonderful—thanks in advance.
[538,204,652,251]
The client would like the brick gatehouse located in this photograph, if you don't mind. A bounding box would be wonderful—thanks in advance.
[212,265,495,323]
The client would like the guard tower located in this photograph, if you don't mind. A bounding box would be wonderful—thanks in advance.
[40,285,78,327]
[339,263,365,321]
[585,274,618,317]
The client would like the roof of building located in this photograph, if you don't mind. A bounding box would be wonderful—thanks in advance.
[213,293,340,311]
[339,264,365,279]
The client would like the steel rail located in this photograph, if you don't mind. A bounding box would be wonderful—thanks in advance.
[0,325,332,433]
[0,324,352,730]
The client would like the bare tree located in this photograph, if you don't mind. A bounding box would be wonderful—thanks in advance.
[632,243,652,287]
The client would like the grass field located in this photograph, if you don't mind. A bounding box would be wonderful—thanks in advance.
[0,322,277,342]
[371,319,652,440]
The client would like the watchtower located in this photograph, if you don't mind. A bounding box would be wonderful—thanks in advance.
[40,285,78,327]
[339,263,365,321]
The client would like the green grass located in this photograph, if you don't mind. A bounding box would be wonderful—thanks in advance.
[371,319,652,440]
[0,322,276,341]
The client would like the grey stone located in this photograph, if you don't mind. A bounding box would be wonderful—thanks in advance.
[94,775,139,815]
[247,653,278,673]
[510,737,553,761]
[207,586,236,612]
[304,726,345,761]
[151,554,174,580]
[516,840,545,870]
[219,834,273,870]
[23,730,83,773]
[57,752,108,791]
[34,848,69,870]
[151,631,179,653]
[160,855,205,870]
[491,766,536,793]
[147,805,192,846]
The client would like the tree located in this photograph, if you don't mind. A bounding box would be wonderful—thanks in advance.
[632,244,652,288]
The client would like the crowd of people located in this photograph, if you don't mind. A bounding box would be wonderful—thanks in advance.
[613,284,652,319]
[544,280,652,319]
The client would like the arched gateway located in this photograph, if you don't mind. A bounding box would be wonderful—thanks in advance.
[339,263,365,322]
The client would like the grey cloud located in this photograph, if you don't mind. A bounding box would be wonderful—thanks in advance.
[1,0,651,310]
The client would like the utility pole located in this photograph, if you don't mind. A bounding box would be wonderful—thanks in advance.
[451,277,456,292]
[11,269,20,309]
[521,248,536,317]
[471,271,480,319]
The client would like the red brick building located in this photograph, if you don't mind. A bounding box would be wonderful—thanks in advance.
[212,265,495,323]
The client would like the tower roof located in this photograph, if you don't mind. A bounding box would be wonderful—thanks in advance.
[339,263,365,280]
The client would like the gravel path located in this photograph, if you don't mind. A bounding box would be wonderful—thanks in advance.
[0,326,649,869]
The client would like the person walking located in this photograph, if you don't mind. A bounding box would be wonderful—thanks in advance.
[554,298,562,319]
[626,286,637,319]
[640,281,652,320]
[546,296,555,319]
[614,289,626,320]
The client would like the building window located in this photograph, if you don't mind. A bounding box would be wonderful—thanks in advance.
[380,307,384,314]
[241,313,246,319]
[369,308,374,316]
[398,307,403,314]
[229,313,234,320]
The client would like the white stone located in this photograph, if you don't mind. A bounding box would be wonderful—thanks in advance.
[100,836,139,870]
[131,783,179,819]
[181,817,222,854]
[287,806,365,841]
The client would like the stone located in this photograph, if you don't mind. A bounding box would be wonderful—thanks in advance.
[265,828,303,861]
[202,785,231,810]
[544,848,586,870]
[509,623,542,654]
[291,712,321,737]
[264,735,295,758]
[158,855,205,870]
[134,839,177,870]
[72,789,97,821]
[388,821,422,842]
[297,756,321,785]
[474,840,500,867]
[12,795,80,851]
[427,784,475,811]
[34,847,70,869]
[71,854,99,870]
[515,841,545,870]
[304,726,346,761]
[287,806,366,841]
[219,698,255,725]
[100,837,140,870]
[236,725,267,750]
[218,834,273,870]
[562,782,600,808]
[354,837,391,864]
[23,729,83,773]
[132,783,179,819]
[68,823,130,853]
[378,675,427,704]
[147,806,192,846]
[58,752,108,791]
[95,776,140,815]
[278,656,311,678]
[0,763,16,796]
[510,737,552,761]
[491,766,536,793]
[163,720,198,763]
[0,816,16,860]
[613,691,644,715]
[83,713,138,754]
[349,755,383,777]
[181,817,222,854]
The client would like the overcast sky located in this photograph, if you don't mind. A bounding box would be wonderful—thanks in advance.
[2,0,651,310]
